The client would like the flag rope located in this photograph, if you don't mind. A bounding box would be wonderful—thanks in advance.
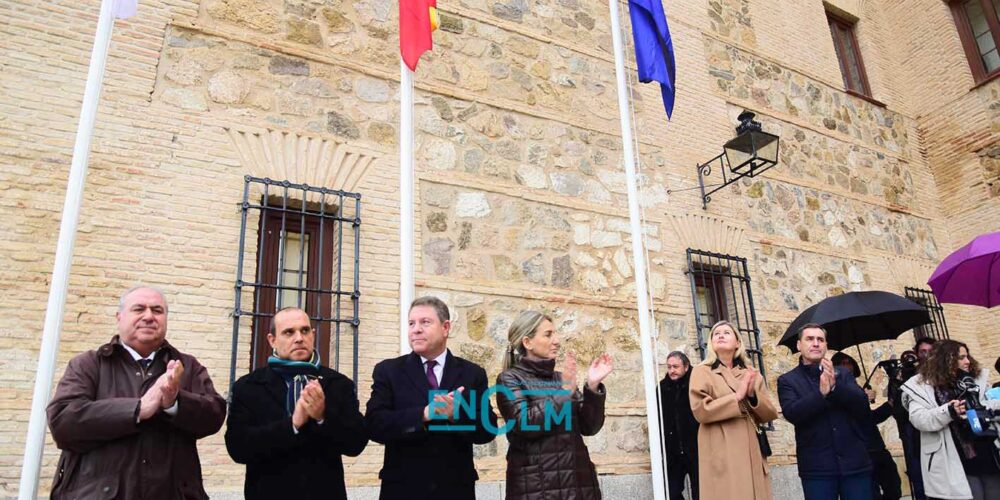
[616,0,672,496]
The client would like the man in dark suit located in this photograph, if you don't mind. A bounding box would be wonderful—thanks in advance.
[225,307,368,500]
[365,296,498,500]
[778,323,873,500]
[659,351,699,500]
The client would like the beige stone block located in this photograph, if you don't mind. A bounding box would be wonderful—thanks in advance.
[159,88,208,111]
[207,71,249,104]
[285,18,323,46]
[207,0,280,33]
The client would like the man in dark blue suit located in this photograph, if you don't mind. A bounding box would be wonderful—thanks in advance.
[365,296,498,500]
[778,323,873,500]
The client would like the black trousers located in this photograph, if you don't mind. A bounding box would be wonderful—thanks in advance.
[666,453,698,500]
[870,449,902,500]
[900,422,926,500]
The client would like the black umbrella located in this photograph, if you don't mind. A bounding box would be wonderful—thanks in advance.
[778,291,932,376]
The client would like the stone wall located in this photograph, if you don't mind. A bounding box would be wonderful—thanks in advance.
[741,177,938,259]
[879,0,1000,355]
[981,144,1000,198]
[420,182,666,299]
[704,37,912,155]
[752,244,870,314]
[0,0,996,496]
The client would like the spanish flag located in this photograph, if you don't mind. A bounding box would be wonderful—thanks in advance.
[399,0,439,71]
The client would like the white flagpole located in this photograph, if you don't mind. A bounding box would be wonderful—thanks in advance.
[608,1,667,499]
[399,59,415,354]
[19,0,119,497]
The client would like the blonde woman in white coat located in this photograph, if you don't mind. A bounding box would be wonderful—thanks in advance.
[902,339,1000,500]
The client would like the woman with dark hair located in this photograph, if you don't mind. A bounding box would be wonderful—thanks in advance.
[992,357,1000,389]
[903,339,1000,500]
[496,310,613,500]
[689,320,778,499]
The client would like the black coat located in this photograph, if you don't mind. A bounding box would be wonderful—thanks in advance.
[225,365,368,500]
[777,361,873,479]
[659,371,699,460]
[864,401,892,452]
[365,351,497,500]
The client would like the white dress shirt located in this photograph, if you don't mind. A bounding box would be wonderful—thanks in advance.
[420,350,448,387]
[122,342,178,419]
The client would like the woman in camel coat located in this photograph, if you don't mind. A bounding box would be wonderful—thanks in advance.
[689,320,779,500]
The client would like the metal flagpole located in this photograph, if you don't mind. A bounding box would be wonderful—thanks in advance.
[399,59,415,355]
[18,0,120,496]
[608,0,668,498]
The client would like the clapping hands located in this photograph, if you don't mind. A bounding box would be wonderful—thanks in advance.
[138,360,184,421]
[423,386,465,422]
[735,367,759,401]
[293,380,326,429]
[819,359,836,396]
[560,352,614,392]
[586,353,613,392]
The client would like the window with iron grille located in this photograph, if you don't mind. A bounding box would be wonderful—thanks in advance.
[686,249,766,376]
[950,0,1000,82]
[904,287,950,342]
[230,176,362,388]
[827,13,873,98]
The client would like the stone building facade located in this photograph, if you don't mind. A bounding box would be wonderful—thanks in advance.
[0,0,997,497]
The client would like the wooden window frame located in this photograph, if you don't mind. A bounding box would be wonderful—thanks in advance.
[827,13,873,97]
[694,271,730,328]
[251,209,336,370]
[950,0,1000,84]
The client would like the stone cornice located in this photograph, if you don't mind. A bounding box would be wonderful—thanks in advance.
[747,233,940,271]
[419,170,634,220]
[415,275,689,317]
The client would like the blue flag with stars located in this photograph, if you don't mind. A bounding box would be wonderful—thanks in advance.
[628,0,676,119]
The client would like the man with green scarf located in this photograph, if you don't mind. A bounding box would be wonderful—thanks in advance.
[225,307,368,500]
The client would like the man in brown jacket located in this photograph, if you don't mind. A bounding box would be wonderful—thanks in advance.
[46,285,226,499]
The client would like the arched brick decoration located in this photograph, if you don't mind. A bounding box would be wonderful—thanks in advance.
[882,256,937,291]
[225,125,382,193]
[667,214,748,256]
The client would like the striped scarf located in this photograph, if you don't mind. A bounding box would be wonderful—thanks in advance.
[267,351,321,415]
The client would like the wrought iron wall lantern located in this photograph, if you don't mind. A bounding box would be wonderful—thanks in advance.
[697,111,780,209]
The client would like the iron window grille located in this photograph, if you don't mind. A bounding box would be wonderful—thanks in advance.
[230,176,362,390]
[686,249,766,378]
[904,287,950,342]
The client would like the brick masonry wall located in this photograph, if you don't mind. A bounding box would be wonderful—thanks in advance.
[0,0,996,496]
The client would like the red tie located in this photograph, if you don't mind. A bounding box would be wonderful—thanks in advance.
[425,360,439,389]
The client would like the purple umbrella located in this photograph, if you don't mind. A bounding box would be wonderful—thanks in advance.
[928,231,1000,308]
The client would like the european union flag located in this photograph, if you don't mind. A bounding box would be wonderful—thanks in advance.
[628,0,676,119]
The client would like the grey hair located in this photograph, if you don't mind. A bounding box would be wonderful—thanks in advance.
[118,285,167,312]
[503,310,553,370]
[410,296,450,323]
